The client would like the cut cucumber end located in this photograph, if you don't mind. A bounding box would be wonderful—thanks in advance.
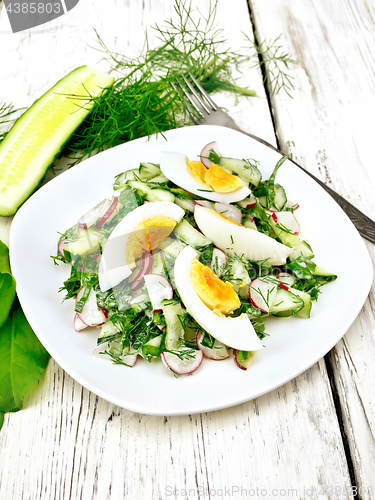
[0,66,114,216]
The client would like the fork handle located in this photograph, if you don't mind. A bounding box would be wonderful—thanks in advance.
[234,128,375,244]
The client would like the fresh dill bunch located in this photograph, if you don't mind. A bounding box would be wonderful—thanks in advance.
[63,0,294,165]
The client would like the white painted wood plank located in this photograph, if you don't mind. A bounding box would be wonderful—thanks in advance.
[249,0,375,497]
[0,0,354,498]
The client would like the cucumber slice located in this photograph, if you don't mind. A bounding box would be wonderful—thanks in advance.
[162,299,185,350]
[0,66,114,216]
[289,288,312,319]
[274,185,287,210]
[269,288,304,316]
[113,169,140,190]
[64,228,103,259]
[219,157,262,186]
[138,162,161,181]
[127,180,175,203]
[159,237,186,258]
[313,265,336,277]
[174,219,212,248]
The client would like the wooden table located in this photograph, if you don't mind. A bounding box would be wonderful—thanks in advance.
[1,1,375,498]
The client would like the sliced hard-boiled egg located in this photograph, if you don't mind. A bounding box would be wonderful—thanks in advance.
[99,201,185,291]
[194,204,292,266]
[190,259,240,316]
[174,246,263,351]
[160,151,251,203]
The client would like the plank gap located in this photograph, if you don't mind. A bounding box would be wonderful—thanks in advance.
[246,0,280,149]
[324,355,359,496]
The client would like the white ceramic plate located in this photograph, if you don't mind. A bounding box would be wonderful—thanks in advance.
[10,125,373,416]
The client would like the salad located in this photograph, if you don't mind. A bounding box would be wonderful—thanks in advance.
[52,141,337,376]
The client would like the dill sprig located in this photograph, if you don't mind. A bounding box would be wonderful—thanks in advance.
[63,0,294,166]
[245,33,296,97]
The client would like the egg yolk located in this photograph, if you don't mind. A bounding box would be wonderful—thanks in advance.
[126,216,177,266]
[186,158,244,193]
[190,259,240,316]
[205,163,244,193]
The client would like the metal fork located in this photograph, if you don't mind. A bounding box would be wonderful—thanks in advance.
[172,73,375,244]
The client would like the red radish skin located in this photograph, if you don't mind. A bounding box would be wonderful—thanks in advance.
[161,350,203,375]
[74,313,87,332]
[278,282,290,291]
[233,350,247,371]
[200,141,221,168]
[272,211,300,234]
[249,277,278,314]
[58,239,70,257]
[77,288,106,327]
[196,332,229,360]
[128,252,153,291]
[277,272,296,288]
[96,196,119,229]
[233,349,255,371]
[78,198,112,229]
[193,199,215,211]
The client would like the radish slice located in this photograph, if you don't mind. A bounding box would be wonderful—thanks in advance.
[285,200,299,210]
[144,274,173,312]
[214,202,242,224]
[210,248,227,276]
[78,288,106,327]
[196,332,229,360]
[74,313,87,332]
[130,293,149,305]
[238,195,257,209]
[249,277,279,314]
[272,211,300,234]
[78,198,112,229]
[243,216,257,230]
[93,343,138,367]
[233,349,255,370]
[200,141,221,168]
[161,350,203,375]
[277,272,295,289]
[96,196,119,229]
[193,199,215,211]
[175,198,195,212]
[58,239,70,257]
[128,252,153,291]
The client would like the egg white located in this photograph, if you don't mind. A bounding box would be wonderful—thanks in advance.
[160,151,251,203]
[174,246,263,351]
[99,201,185,291]
[194,204,292,266]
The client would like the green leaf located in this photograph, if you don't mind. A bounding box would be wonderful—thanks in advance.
[0,240,12,274]
[0,302,50,413]
[0,240,16,328]
[0,412,4,430]
[0,274,16,328]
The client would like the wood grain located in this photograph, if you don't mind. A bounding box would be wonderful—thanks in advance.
[249,0,375,497]
[0,0,363,498]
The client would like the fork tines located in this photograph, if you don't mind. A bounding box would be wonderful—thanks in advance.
[171,72,218,124]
